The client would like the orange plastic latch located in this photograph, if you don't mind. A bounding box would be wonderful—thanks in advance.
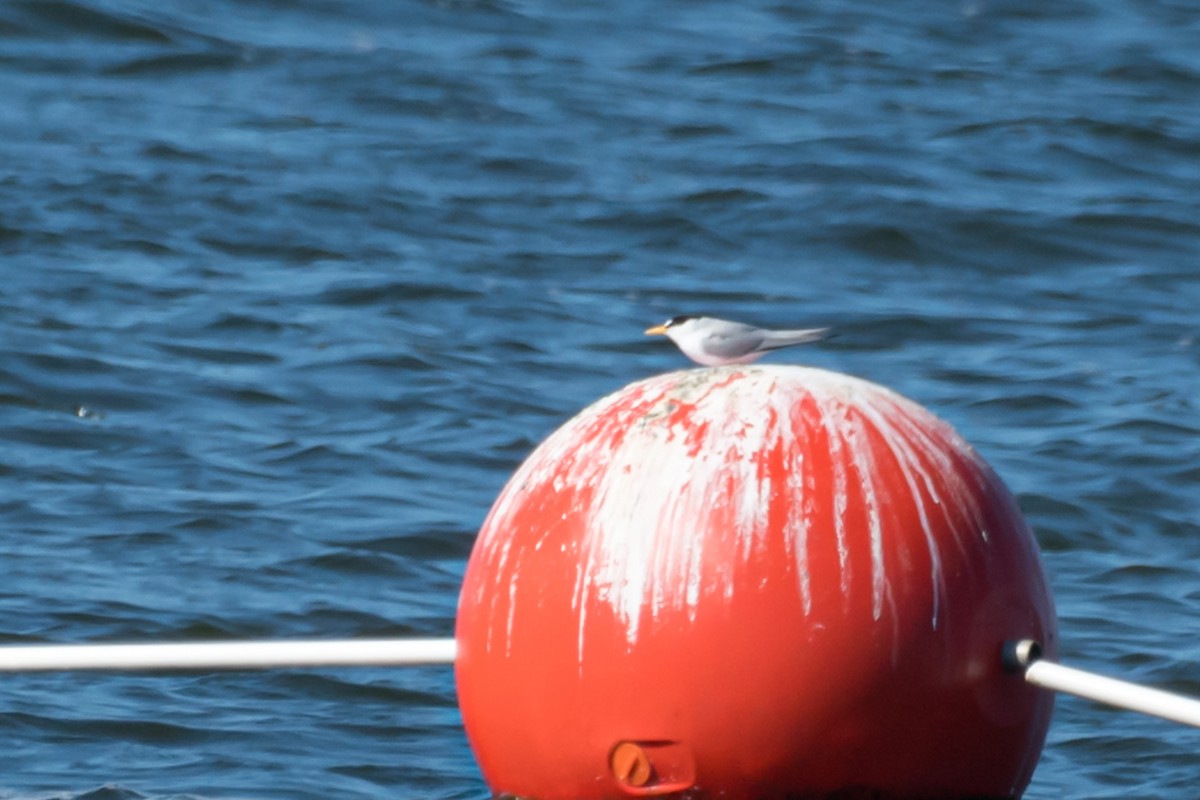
[609,740,695,796]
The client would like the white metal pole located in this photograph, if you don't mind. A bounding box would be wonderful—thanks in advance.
[1006,639,1200,729]
[0,638,457,672]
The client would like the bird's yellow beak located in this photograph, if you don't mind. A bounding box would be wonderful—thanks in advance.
[644,324,668,336]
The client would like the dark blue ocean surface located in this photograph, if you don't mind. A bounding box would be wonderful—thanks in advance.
[1,0,1198,797]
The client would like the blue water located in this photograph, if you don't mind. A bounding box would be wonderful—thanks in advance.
[1,0,1198,797]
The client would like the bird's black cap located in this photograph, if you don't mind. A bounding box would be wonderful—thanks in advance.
[664,314,699,327]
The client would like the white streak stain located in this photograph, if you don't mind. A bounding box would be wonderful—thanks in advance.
[470,366,995,662]
[880,401,979,563]
[813,393,854,606]
[843,409,890,622]
[854,400,946,630]
[505,576,518,658]
[896,402,992,539]
[785,436,813,615]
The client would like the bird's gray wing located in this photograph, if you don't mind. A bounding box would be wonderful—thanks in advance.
[758,327,831,350]
[701,324,767,359]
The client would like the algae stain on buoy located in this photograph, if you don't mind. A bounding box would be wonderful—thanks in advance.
[456,366,1057,800]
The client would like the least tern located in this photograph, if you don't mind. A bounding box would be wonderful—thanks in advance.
[645,315,830,366]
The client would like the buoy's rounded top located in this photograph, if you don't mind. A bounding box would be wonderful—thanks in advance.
[457,364,1057,800]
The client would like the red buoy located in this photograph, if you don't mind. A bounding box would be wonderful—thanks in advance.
[456,366,1056,799]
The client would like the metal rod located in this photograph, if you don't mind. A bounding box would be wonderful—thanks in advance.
[0,638,457,672]
[1006,639,1200,729]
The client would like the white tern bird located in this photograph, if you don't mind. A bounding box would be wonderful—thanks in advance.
[645,315,831,366]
